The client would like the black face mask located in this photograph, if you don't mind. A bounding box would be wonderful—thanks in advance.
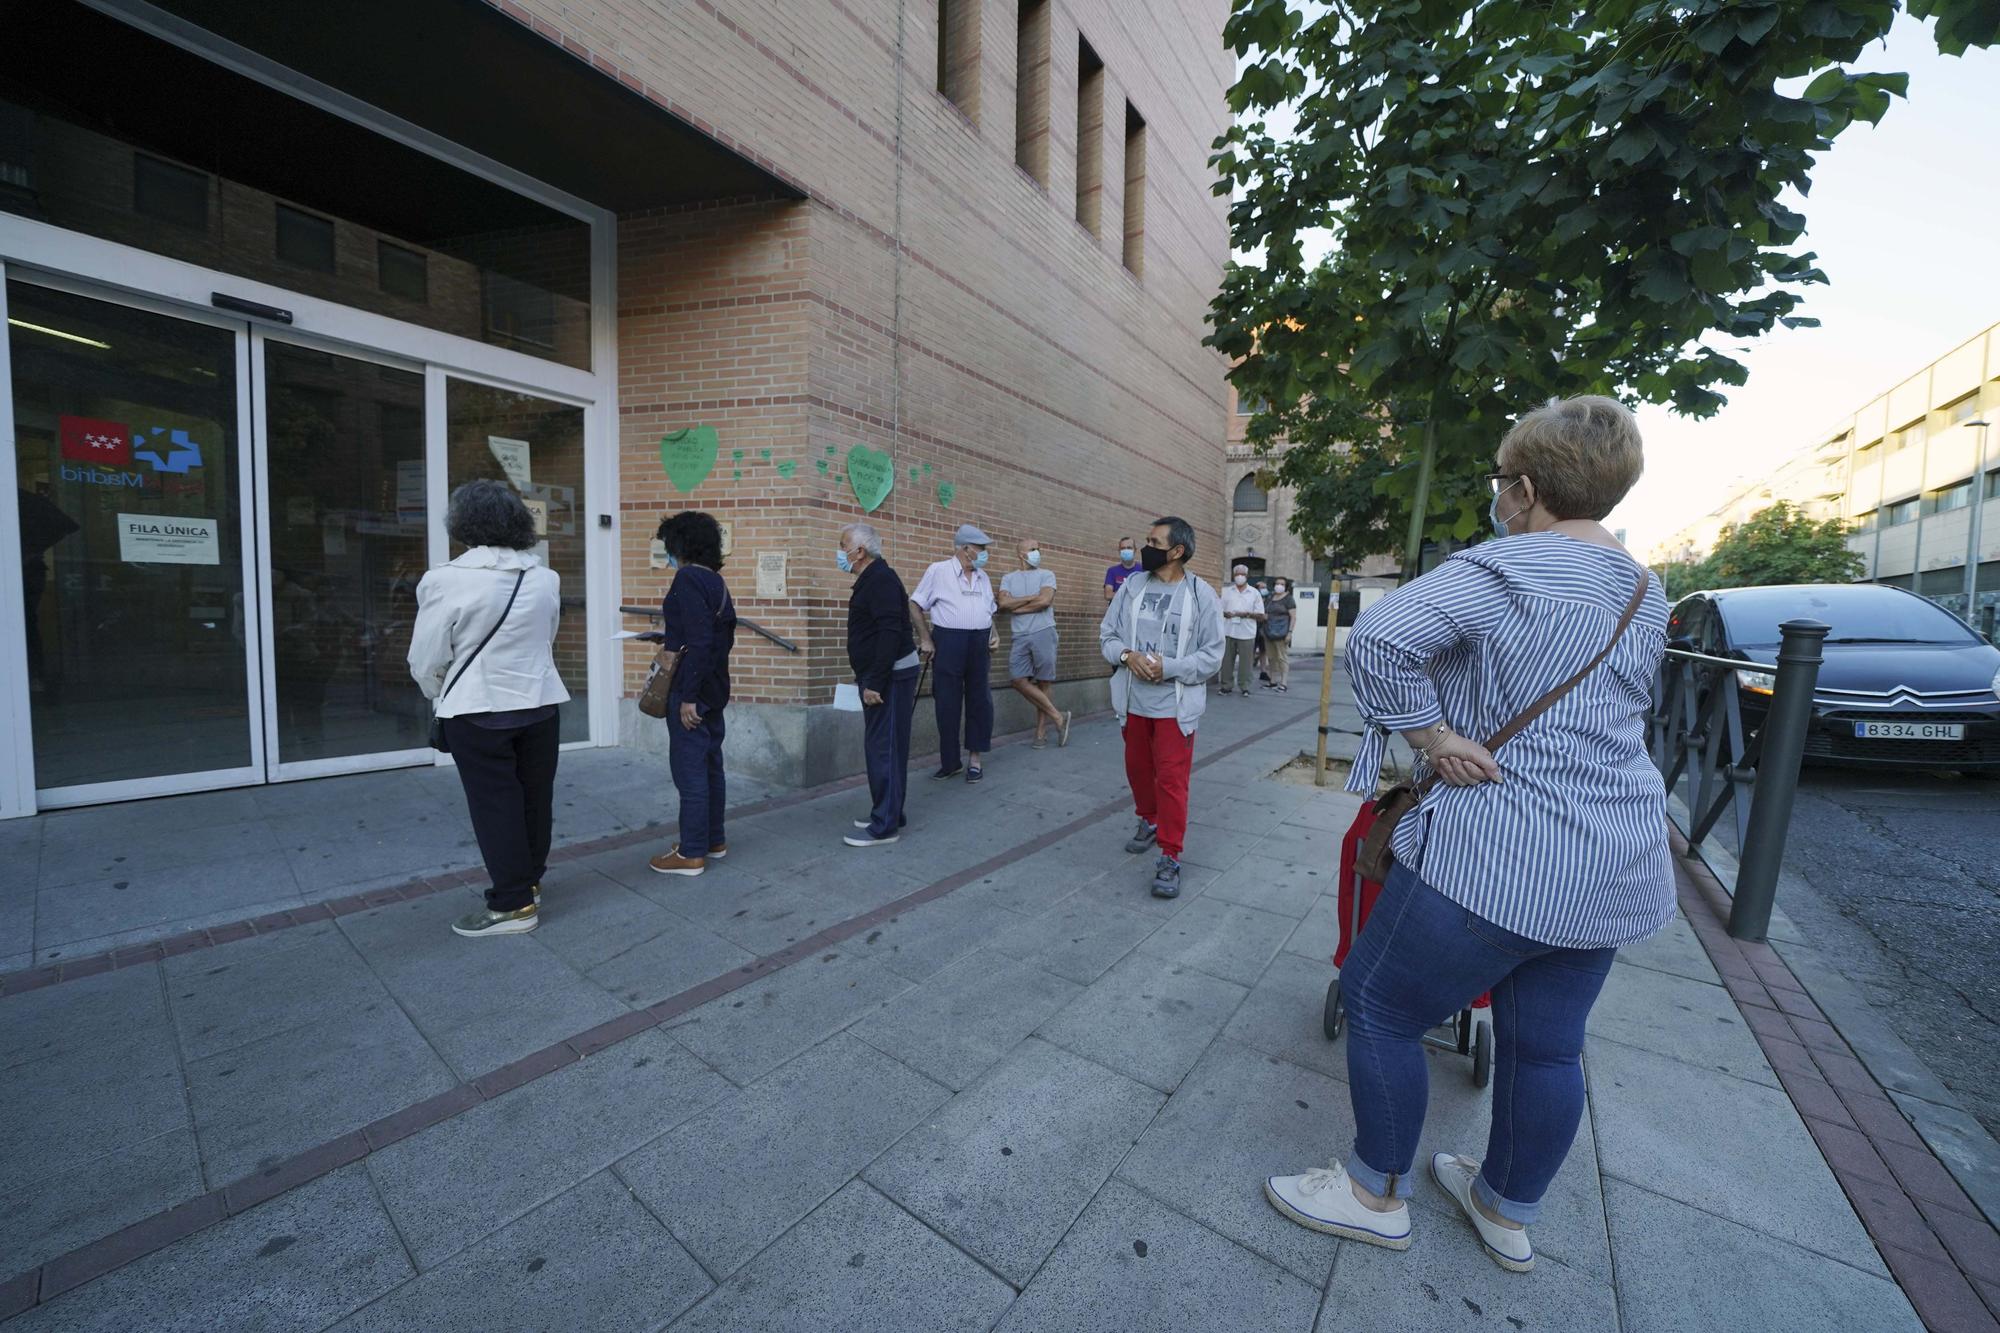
[1139,545,1172,573]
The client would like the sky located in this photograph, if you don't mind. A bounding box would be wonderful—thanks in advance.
[1252,10,2000,556]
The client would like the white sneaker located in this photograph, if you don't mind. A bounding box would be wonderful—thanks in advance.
[1263,1162,1411,1250]
[1430,1153,1533,1272]
[853,819,873,829]
[844,832,900,847]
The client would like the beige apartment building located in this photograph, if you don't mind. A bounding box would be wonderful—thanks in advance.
[0,0,1233,817]
[1654,321,2000,634]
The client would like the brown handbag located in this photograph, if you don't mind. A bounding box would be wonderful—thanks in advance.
[1354,571,1651,882]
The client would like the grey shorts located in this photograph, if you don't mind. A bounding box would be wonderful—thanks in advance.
[1008,628,1057,681]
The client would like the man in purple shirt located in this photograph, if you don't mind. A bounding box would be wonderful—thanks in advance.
[1103,538,1139,603]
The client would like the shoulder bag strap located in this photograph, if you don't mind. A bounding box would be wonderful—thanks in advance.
[438,568,527,704]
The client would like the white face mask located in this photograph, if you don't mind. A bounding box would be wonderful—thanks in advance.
[1026,550,1041,567]
[1274,584,1286,595]
[1234,575,1247,586]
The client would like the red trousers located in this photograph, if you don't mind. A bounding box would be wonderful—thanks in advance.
[1123,714,1194,859]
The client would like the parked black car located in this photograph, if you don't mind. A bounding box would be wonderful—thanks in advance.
[1668,584,2000,773]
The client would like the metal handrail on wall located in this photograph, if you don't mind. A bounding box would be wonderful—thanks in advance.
[617,604,800,654]
[1649,620,1829,941]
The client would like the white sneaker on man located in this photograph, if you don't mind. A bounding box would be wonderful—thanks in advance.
[1263,1161,1411,1249]
[1430,1152,1533,1272]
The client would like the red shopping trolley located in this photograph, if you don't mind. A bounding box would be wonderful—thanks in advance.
[1322,799,1494,1088]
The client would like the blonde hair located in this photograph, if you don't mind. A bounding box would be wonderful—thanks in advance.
[1498,395,1644,520]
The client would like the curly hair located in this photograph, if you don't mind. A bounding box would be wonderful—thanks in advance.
[446,479,537,551]
[657,510,726,570]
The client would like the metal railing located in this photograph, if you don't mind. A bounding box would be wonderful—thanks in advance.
[1649,619,1828,941]
[617,604,800,653]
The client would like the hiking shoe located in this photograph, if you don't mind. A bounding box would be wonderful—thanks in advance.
[1431,1153,1533,1272]
[1059,710,1073,747]
[1151,855,1182,898]
[452,904,539,938]
[843,831,901,847]
[1265,1162,1412,1250]
[648,846,706,876]
[1125,818,1158,853]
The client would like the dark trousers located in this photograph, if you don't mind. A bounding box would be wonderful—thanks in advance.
[669,704,727,858]
[444,712,560,912]
[864,665,920,837]
[931,626,993,771]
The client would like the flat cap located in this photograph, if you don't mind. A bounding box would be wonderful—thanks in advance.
[953,523,992,546]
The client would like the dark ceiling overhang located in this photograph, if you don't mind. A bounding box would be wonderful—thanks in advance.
[132,0,797,211]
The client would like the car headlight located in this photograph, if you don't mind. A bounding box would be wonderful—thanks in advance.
[1991,666,2000,701]
[1736,668,1775,696]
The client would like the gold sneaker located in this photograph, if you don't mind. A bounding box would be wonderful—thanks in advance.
[452,904,539,938]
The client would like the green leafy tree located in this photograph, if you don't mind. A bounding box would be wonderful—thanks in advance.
[1211,0,1985,576]
[1694,501,1866,590]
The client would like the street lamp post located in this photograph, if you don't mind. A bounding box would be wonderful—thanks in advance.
[1964,420,1991,633]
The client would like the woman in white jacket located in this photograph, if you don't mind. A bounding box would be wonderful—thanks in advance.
[409,480,569,938]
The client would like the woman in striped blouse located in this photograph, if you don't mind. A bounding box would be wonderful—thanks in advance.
[1266,396,1672,1273]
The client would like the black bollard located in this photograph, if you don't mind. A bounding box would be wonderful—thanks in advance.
[1729,618,1828,941]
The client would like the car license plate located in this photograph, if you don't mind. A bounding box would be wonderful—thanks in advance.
[1853,721,1966,740]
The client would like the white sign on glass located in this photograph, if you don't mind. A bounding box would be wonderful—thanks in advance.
[117,513,220,565]
[488,436,532,491]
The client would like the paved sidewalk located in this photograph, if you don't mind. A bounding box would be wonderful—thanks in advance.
[0,691,1944,1330]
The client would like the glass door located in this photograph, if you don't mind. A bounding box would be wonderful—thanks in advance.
[256,336,432,778]
[8,278,261,802]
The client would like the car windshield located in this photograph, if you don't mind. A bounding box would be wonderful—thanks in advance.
[1718,587,1981,649]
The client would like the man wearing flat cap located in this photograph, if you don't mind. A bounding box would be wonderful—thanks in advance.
[910,523,1000,782]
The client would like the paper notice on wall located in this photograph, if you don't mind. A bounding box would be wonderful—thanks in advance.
[524,497,549,537]
[533,540,550,567]
[117,513,220,565]
[322,515,347,556]
[649,538,669,570]
[488,436,532,490]
[395,460,426,517]
[718,521,732,556]
[755,550,787,598]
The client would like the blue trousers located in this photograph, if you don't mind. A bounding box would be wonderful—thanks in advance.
[1341,862,1617,1224]
[863,665,920,837]
[930,627,993,771]
[668,705,727,858]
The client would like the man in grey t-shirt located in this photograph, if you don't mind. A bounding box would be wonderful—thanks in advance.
[997,536,1072,748]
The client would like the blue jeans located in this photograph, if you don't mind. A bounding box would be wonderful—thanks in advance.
[1341,862,1617,1224]
[668,704,726,858]
[863,666,919,837]
[931,627,993,770]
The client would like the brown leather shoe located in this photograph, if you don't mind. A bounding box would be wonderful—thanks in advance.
[708,843,728,859]
[648,846,706,877]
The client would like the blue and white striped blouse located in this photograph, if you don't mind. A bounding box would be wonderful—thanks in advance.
[1344,533,1674,949]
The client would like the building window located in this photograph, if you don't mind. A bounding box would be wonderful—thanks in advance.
[1949,394,1983,426]
[1122,103,1146,276]
[1855,440,1881,465]
[1919,566,1967,597]
[275,203,336,273]
[1925,479,1973,515]
[1888,421,1927,455]
[132,153,208,231]
[937,0,981,122]
[1235,390,1267,417]
[1233,474,1268,512]
[377,241,428,303]
[1985,469,2000,501]
[1075,38,1104,237]
[1853,509,1879,533]
[1884,497,1921,527]
[1014,0,1050,185]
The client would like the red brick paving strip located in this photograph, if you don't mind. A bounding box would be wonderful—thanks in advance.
[0,703,1317,1315]
[1672,832,2000,1331]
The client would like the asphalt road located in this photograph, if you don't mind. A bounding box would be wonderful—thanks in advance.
[1772,766,2000,1137]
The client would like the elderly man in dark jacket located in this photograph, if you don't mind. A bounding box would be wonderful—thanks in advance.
[841,521,921,846]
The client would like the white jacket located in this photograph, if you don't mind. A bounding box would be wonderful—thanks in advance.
[408,546,570,718]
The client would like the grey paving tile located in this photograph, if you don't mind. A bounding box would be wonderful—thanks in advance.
[9,1164,412,1333]
[1171,824,1266,872]
[1586,1037,1887,1274]
[585,914,759,1009]
[1116,1040,1346,1285]
[508,868,677,973]
[697,879,873,957]
[854,950,1081,1090]
[0,1128,203,1274]
[0,892,31,966]
[782,853,928,916]
[1036,952,1247,1093]
[285,823,480,896]
[617,1035,949,1277]
[367,1029,730,1270]
[1221,949,1348,1081]
[995,1178,1320,1333]
[866,1037,1164,1286]
[942,852,1095,919]
[1323,1209,1618,1330]
[0,964,168,1071]
[1616,910,1720,986]
[186,999,457,1185]
[32,849,302,950]
[1281,893,1342,962]
[329,1170,711,1333]
[166,925,390,1062]
[337,895,597,1036]
[1204,851,1333,920]
[1589,961,1778,1089]
[670,1180,1016,1333]
[1070,852,1222,921]
[1604,1179,1921,1332]
[1247,820,1330,865]
[845,891,1027,982]
[666,953,913,1086]
[988,894,1158,985]
[424,981,635,1082]
[1277,791,1366,832]
[588,848,773,912]
[0,1036,188,1196]
[1135,896,1298,987]
[38,807,277,886]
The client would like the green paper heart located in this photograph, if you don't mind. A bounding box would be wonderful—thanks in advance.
[759,448,772,461]
[825,445,837,455]
[846,444,895,513]
[815,458,830,475]
[936,481,956,509]
[732,469,742,480]
[922,463,933,476]
[775,459,797,479]
[908,466,919,484]
[731,449,744,461]
[659,426,719,492]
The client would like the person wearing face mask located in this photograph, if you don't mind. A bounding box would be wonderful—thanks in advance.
[1261,578,1296,692]
[839,521,920,846]
[910,523,1000,782]
[647,510,739,878]
[997,536,1072,749]
[1100,517,1225,898]
[1265,396,1668,1276]
[1217,564,1266,696]
[1103,538,1140,603]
